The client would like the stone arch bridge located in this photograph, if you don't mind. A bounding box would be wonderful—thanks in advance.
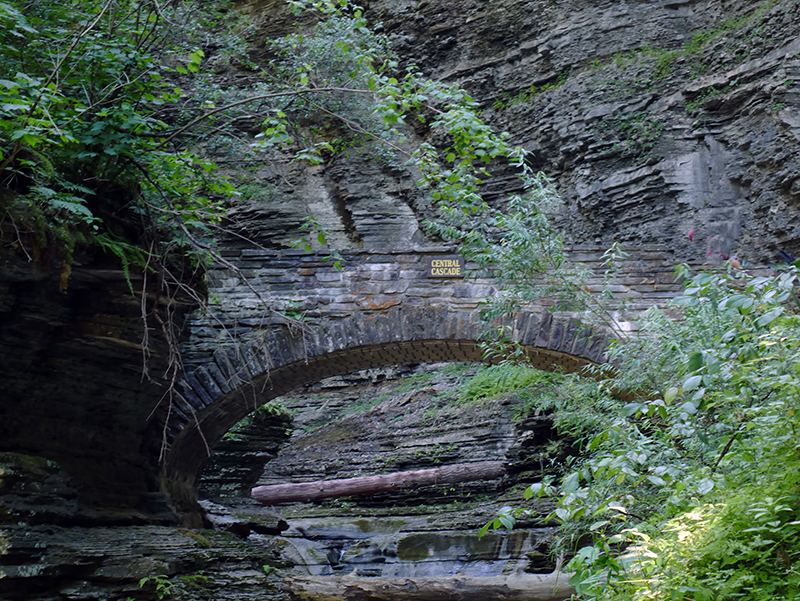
[163,245,691,519]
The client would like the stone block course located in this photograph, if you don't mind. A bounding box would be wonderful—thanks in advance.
[163,246,727,507]
[315,272,344,282]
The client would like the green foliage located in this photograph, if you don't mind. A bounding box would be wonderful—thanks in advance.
[279,300,308,321]
[412,442,458,465]
[222,400,290,441]
[390,370,439,393]
[613,491,800,600]
[595,112,664,162]
[245,0,579,316]
[485,266,800,600]
[139,575,175,600]
[0,0,558,434]
[427,156,562,294]
[178,571,213,590]
[454,364,563,405]
[479,505,518,537]
[771,99,788,113]
[492,72,569,110]
[652,48,684,80]
[255,0,529,224]
[290,216,344,270]
[428,170,627,346]
[341,394,387,419]
[686,0,777,55]
[254,1,393,161]
[138,570,214,599]
[0,0,243,283]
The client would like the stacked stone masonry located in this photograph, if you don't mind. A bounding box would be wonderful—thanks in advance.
[164,245,760,517]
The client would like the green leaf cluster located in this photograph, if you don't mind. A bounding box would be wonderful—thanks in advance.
[453,363,563,406]
[594,111,664,163]
[0,0,241,284]
[498,266,800,600]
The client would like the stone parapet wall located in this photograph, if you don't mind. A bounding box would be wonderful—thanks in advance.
[208,245,700,316]
[185,244,725,370]
[205,245,681,316]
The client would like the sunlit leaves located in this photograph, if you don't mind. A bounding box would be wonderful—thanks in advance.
[539,268,800,600]
[186,48,205,73]
[492,265,800,600]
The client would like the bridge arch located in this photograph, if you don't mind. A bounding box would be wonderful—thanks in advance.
[162,304,610,524]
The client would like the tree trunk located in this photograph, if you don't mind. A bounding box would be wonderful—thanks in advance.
[251,461,505,505]
[283,572,575,601]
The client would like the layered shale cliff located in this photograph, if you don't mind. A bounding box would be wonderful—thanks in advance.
[2,0,800,599]
[230,0,800,264]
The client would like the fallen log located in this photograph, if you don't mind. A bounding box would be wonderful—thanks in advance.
[283,572,575,601]
[251,461,505,505]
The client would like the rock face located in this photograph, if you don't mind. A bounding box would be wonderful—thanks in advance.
[0,248,182,514]
[199,406,293,502]
[229,0,800,265]
[199,365,568,584]
[3,0,800,598]
[0,450,289,601]
[256,381,520,488]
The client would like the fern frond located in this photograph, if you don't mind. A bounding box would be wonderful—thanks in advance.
[58,180,95,196]
[46,197,95,222]
[27,148,57,181]
[93,233,151,295]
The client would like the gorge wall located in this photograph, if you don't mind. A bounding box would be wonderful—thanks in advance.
[2,0,800,599]
[229,0,800,265]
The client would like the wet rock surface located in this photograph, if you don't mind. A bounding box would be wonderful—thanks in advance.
[0,451,290,601]
[200,364,566,586]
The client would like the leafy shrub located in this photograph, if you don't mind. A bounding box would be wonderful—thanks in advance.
[0,0,243,282]
[485,266,800,600]
[595,112,664,162]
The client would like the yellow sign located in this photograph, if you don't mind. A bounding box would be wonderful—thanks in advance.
[425,256,465,278]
